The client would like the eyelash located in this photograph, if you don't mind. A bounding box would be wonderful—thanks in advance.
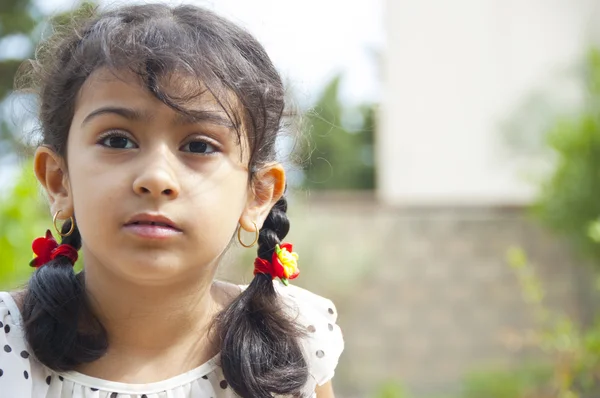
[97,130,137,149]
[96,130,221,155]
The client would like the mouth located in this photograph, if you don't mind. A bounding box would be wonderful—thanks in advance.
[124,214,182,233]
[128,220,177,228]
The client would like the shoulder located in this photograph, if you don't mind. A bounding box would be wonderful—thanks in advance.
[0,291,35,394]
[274,283,345,389]
[0,291,25,340]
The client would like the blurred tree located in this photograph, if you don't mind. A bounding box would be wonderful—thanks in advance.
[302,75,376,190]
[502,48,600,266]
[495,48,600,396]
[0,2,95,289]
[0,0,96,159]
[0,0,40,158]
[531,49,600,265]
[506,246,600,397]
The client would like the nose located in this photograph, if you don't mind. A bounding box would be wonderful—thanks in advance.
[132,154,180,200]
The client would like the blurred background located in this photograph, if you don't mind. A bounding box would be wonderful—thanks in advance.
[2,0,600,397]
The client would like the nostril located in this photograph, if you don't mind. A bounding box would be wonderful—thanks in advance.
[141,187,150,194]
[163,189,173,196]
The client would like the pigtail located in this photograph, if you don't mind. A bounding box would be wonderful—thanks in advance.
[22,219,108,370]
[217,196,309,398]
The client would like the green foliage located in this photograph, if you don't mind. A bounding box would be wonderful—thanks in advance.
[0,161,49,290]
[373,381,410,398]
[532,48,600,265]
[484,49,600,396]
[506,247,600,398]
[462,364,553,398]
[302,75,375,190]
[0,0,38,37]
[0,0,97,159]
[0,1,95,290]
[491,47,600,398]
[0,0,40,158]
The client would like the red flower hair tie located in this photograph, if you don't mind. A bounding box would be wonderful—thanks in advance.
[30,230,78,268]
[254,243,299,286]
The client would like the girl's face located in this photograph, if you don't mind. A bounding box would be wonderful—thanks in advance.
[34,68,284,285]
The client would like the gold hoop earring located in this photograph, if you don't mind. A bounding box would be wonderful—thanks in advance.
[53,210,75,237]
[237,221,259,248]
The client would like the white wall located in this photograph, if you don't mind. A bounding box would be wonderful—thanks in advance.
[378,0,600,206]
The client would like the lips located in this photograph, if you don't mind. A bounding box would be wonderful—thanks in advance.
[124,214,182,232]
[129,221,174,228]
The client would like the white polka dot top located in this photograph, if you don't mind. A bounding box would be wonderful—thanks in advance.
[0,282,344,397]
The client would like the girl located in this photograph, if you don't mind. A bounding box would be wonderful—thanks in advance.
[0,3,343,398]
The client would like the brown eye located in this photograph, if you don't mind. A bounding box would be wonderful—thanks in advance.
[182,140,217,154]
[99,133,137,149]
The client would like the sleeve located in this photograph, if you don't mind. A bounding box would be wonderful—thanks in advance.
[276,283,345,392]
[0,292,34,396]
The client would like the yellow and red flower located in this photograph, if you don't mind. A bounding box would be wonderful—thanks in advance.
[253,243,300,285]
[272,243,299,285]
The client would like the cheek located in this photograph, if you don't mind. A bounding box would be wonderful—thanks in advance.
[68,155,127,246]
[184,169,249,237]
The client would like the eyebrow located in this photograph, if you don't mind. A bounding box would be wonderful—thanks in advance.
[173,110,236,129]
[81,106,236,129]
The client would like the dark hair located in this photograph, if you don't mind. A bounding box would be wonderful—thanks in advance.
[18,4,308,397]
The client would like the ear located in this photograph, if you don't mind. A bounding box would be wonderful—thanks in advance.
[33,146,74,218]
[239,163,286,232]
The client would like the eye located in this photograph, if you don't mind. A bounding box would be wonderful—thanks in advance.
[181,140,218,154]
[98,132,137,149]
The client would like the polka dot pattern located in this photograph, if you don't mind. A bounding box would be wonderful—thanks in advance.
[0,285,344,397]
[273,283,344,389]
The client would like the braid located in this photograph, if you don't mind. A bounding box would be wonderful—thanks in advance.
[22,218,108,371]
[257,196,289,260]
[217,194,309,398]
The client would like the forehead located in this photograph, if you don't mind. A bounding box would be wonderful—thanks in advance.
[75,67,241,121]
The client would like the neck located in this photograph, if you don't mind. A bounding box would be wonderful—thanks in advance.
[71,249,244,382]
[82,253,221,354]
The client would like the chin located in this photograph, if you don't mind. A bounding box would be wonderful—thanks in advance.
[112,255,194,285]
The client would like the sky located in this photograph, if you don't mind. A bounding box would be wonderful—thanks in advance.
[34,0,384,105]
